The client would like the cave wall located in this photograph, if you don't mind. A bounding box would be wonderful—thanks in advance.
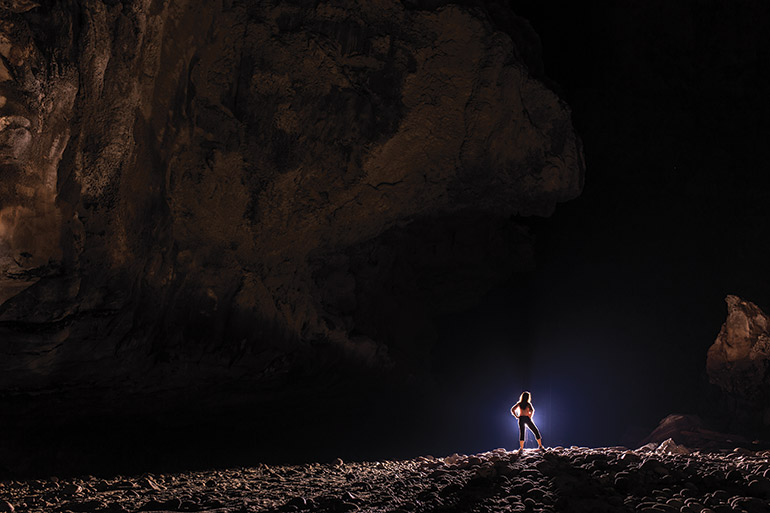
[0,0,582,474]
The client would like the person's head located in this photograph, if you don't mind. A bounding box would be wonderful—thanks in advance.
[519,391,531,404]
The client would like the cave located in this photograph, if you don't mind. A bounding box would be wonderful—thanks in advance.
[2,0,770,490]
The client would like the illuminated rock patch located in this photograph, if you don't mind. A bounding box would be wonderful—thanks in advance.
[707,295,770,430]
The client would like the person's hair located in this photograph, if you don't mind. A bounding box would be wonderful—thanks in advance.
[518,391,532,409]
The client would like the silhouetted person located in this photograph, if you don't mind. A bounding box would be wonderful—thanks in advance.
[511,391,544,451]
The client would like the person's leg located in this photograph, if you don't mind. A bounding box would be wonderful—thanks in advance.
[524,417,544,449]
[518,417,526,450]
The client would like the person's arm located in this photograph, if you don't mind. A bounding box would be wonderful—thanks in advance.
[511,404,520,418]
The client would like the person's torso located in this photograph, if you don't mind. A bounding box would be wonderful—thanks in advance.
[518,404,533,417]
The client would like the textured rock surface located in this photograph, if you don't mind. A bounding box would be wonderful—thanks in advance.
[706,296,770,428]
[642,415,758,452]
[5,446,770,512]
[0,0,582,474]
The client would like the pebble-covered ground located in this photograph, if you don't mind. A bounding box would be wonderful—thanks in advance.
[2,442,770,513]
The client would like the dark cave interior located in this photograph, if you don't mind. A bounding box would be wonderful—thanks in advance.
[397,0,770,457]
[1,0,770,478]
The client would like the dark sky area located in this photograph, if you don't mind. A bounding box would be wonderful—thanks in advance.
[425,1,770,454]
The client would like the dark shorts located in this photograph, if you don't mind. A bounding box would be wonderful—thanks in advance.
[518,415,541,441]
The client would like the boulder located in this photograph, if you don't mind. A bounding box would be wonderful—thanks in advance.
[707,296,770,426]
[642,414,755,451]
[656,438,691,456]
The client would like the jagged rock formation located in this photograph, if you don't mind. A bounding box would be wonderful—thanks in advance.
[0,0,582,474]
[707,295,770,428]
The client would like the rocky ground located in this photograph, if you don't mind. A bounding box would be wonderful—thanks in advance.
[2,441,770,513]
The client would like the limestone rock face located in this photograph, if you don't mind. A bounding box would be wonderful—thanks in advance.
[0,0,582,473]
[707,295,770,426]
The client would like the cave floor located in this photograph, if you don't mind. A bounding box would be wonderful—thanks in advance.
[2,446,770,513]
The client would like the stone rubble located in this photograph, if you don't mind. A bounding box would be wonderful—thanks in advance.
[2,445,770,513]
